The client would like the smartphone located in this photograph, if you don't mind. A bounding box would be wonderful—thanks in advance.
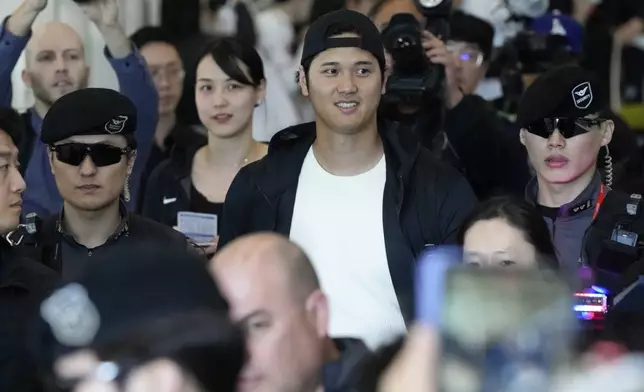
[415,249,575,392]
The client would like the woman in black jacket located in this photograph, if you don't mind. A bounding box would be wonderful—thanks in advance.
[142,38,268,251]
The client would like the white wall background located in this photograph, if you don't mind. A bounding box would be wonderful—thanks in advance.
[1,0,161,112]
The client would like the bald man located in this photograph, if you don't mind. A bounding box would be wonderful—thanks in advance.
[211,233,371,392]
[0,0,157,217]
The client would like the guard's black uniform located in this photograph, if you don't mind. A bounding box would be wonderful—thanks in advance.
[0,238,59,391]
[39,200,201,280]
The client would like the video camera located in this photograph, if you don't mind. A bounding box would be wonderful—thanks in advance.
[381,0,452,107]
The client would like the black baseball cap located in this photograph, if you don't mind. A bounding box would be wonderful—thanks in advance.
[516,65,606,128]
[300,9,386,73]
[41,88,138,147]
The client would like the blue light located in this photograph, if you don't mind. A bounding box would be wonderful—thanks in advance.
[592,285,609,295]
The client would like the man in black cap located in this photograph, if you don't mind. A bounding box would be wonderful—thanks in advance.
[518,64,644,291]
[37,245,242,392]
[36,87,200,278]
[219,9,477,350]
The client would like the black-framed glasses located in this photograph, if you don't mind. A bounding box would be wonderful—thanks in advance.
[50,143,131,167]
[526,117,604,139]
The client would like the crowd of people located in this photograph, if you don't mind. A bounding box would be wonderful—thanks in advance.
[1,0,644,391]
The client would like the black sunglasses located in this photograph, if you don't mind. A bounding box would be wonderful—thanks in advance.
[526,117,604,139]
[50,143,131,167]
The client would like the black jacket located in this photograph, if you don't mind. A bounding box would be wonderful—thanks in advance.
[324,338,371,392]
[0,239,59,392]
[444,95,531,198]
[39,201,203,279]
[219,121,478,322]
[141,138,205,226]
[138,122,207,213]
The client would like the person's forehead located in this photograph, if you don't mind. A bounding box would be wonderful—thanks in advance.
[29,25,83,53]
[140,42,182,63]
[215,260,292,314]
[311,46,379,67]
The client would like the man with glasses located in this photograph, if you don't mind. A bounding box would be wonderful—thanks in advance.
[518,65,644,289]
[36,88,200,279]
[130,27,206,207]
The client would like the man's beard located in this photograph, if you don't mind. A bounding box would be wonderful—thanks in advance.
[29,73,89,107]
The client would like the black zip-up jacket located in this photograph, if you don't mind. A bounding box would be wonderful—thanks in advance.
[141,142,204,226]
[219,121,478,323]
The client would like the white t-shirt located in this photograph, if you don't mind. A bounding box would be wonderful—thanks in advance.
[289,148,407,350]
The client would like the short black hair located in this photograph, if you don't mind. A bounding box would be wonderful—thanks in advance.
[449,10,495,61]
[0,107,24,146]
[458,196,559,270]
[197,37,265,87]
[130,26,176,50]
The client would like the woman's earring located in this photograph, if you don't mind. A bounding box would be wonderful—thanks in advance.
[604,145,613,188]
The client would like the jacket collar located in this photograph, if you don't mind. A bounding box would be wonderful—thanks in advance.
[57,199,130,244]
[526,171,604,218]
[259,120,420,198]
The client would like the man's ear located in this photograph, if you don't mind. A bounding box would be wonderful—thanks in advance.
[305,289,329,338]
[22,70,33,88]
[298,66,309,97]
[519,129,528,147]
[600,120,615,147]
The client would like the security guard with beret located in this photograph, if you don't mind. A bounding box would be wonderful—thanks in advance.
[28,87,201,279]
[517,64,644,298]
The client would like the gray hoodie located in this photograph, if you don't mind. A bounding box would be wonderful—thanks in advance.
[526,173,604,274]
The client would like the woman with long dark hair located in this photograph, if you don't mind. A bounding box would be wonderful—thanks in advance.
[142,37,267,252]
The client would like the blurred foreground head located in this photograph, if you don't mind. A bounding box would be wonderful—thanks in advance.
[459,196,559,270]
[38,246,242,392]
[210,233,329,392]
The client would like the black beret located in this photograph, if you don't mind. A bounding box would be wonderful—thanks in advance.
[38,246,228,364]
[516,65,606,128]
[301,9,386,72]
[41,88,137,146]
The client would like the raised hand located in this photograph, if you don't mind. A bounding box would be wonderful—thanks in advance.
[79,0,119,28]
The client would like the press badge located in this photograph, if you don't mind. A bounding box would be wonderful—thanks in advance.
[177,212,218,246]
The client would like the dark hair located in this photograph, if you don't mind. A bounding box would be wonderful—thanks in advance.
[234,2,258,48]
[130,26,177,50]
[198,37,265,87]
[449,10,495,61]
[458,196,559,270]
[95,311,244,392]
[0,107,24,146]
